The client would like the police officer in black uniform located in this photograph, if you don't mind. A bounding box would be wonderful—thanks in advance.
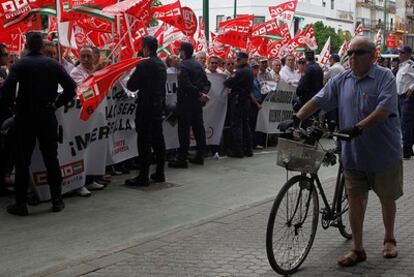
[224,52,254,158]
[168,42,211,168]
[0,32,77,216]
[125,36,167,186]
[296,50,324,110]
[0,43,12,196]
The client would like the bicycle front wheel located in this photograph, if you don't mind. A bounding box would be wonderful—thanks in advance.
[336,174,352,239]
[266,175,319,275]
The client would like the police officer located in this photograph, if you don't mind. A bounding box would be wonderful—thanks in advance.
[296,50,324,111]
[0,43,12,196]
[168,42,211,168]
[396,45,414,159]
[0,32,77,215]
[224,52,254,158]
[125,36,167,186]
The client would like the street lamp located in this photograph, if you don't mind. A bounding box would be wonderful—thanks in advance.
[383,0,387,51]
[234,0,237,18]
[203,0,209,42]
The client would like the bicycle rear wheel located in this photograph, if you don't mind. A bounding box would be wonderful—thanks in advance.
[336,174,352,239]
[266,175,319,275]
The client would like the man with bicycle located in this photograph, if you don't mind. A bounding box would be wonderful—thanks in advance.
[295,37,402,266]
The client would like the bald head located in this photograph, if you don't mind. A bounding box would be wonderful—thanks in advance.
[348,36,376,78]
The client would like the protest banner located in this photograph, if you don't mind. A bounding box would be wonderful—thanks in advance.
[255,79,296,134]
[30,84,138,201]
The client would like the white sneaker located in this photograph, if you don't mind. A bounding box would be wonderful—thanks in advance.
[86,181,105,191]
[76,186,91,197]
[255,145,264,150]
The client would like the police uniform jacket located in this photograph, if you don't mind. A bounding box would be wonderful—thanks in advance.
[296,61,323,105]
[0,52,76,119]
[177,57,211,104]
[127,54,167,120]
[224,63,254,102]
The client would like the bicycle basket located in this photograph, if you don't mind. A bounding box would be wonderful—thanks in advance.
[277,138,326,174]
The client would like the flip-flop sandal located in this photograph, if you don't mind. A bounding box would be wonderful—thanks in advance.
[337,249,367,267]
[383,239,398,259]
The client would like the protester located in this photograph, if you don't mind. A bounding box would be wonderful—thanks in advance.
[205,55,220,73]
[125,36,167,186]
[224,52,254,158]
[166,55,179,74]
[270,59,282,81]
[70,46,105,195]
[195,51,207,69]
[295,50,323,113]
[0,44,7,86]
[396,45,414,159]
[280,54,301,86]
[249,60,264,149]
[258,57,273,82]
[224,58,235,76]
[0,32,77,215]
[296,58,306,75]
[324,53,345,83]
[70,46,94,84]
[168,42,211,168]
[296,36,402,266]
[391,57,400,77]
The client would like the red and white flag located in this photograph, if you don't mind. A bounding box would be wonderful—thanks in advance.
[102,0,152,26]
[0,0,55,28]
[196,18,208,53]
[318,37,331,66]
[151,0,184,32]
[268,0,297,25]
[354,23,363,37]
[216,15,253,49]
[78,57,143,121]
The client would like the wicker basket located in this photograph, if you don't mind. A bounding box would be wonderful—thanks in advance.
[277,138,326,174]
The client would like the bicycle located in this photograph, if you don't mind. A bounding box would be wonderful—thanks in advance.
[266,121,352,275]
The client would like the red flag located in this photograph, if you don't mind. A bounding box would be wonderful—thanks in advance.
[268,0,297,24]
[266,23,291,58]
[102,0,152,26]
[151,0,184,32]
[181,6,197,37]
[76,17,112,33]
[59,0,115,22]
[78,58,143,121]
[251,19,281,39]
[216,15,253,49]
[0,0,54,28]
[354,23,363,36]
[209,32,231,60]
[196,18,208,53]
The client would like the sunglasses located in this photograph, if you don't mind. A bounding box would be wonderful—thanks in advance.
[227,62,234,65]
[347,49,372,56]
[210,62,218,65]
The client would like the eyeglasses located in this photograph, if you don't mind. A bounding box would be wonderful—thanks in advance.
[210,62,218,65]
[347,49,372,56]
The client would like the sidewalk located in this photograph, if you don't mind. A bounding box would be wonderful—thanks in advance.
[39,160,413,277]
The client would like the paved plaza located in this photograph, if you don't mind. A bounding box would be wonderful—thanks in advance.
[1,146,413,277]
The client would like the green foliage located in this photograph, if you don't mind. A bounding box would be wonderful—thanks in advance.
[311,21,348,54]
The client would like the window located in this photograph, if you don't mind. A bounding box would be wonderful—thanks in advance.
[331,0,334,9]
[254,16,266,24]
[216,15,225,31]
[294,17,301,34]
[322,1,326,7]
[390,18,394,30]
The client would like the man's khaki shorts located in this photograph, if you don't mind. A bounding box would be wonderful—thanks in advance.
[343,161,403,201]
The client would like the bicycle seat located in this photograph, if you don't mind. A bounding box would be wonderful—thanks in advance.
[278,120,294,132]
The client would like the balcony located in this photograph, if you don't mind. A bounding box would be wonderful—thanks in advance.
[386,1,396,13]
[407,2,414,18]
[356,0,375,8]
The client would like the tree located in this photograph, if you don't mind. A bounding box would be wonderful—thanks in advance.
[312,21,347,54]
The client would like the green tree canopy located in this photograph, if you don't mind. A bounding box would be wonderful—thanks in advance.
[311,21,349,54]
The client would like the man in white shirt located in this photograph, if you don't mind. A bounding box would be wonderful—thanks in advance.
[324,53,345,83]
[70,46,94,84]
[69,46,105,195]
[270,59,282,81]
[205,55,220,74]
[280,54,301,86]
[396,45,414,159]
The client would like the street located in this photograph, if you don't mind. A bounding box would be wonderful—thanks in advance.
[1,146,413,276]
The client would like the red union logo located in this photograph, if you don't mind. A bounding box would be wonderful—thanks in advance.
[1,0,36,14]
[32,160,85,186]
[134,27,147,39]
